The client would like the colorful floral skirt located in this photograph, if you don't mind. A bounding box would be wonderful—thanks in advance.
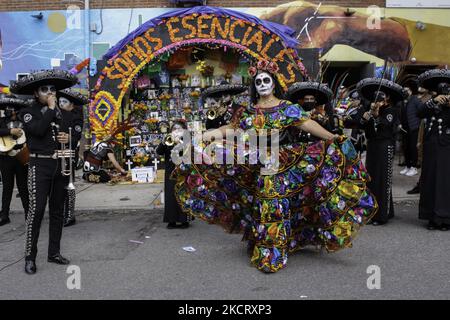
[172,137,378,273]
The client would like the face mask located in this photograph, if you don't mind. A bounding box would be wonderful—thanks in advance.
[255,72,274,97]
[302,101,316,111]
[437,83,449,95]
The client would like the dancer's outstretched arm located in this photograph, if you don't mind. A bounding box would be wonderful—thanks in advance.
[299,119,338,141]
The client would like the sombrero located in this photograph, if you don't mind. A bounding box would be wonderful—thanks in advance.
[285,82,333,105]
[58,88,89,106]
[356,78,406,103]
[348,89,360,100]
[417,69,450,91]
[0,96,32,109]
[10,69,78,95]
[202,81,247,100]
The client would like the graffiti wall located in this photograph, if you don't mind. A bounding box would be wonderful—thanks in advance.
[0,3,449,86]
[0,9,87,86]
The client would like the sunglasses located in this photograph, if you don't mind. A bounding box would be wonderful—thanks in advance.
[38,85,57,93]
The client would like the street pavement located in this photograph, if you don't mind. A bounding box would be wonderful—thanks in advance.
[1,165,449,300]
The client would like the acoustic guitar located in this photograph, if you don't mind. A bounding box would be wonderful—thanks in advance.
[0,131,26,153]
[0,121,29,164]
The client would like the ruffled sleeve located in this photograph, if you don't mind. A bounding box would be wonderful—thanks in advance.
[280,101,310,128]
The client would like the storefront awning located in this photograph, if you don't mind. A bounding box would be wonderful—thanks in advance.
[319,44,385,67]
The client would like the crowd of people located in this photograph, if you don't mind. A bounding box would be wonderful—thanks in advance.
[0,65,448,275]
[167,65,450,272]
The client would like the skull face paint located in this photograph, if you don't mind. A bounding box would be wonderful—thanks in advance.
[255,72,274,97]
[59,97,74,111]
[35,85,57,105]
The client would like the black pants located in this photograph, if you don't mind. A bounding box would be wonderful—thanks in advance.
[0,155,29,218]
[405,129,419,168]
[366,140,395,223]
[25,158,69,261]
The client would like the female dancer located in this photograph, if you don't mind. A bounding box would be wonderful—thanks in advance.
[172,61,378,273]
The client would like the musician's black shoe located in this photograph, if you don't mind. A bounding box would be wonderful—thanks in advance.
[179,222,190,229]
[47,254,70,265]
[0,216,11,226]
[25,260,37,275]
[63,218,76,227]
[426,221,438,230]
[167,222,177,229]
[439,224,449,231]
[372,221,387,226]
[407,185,420,194]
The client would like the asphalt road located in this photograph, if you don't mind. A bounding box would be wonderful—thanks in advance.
[0,203,449,300]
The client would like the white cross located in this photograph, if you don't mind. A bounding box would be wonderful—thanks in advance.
[152,158,160,175]
[125,159,133,171]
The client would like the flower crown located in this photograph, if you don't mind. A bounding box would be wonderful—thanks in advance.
[248,60,280,78]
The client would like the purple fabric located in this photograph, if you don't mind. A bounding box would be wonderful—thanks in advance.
[169,0,203,3]
[104,6,299,60]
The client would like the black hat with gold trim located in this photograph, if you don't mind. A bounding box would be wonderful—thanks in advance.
[285,81,333,105]
[417,69,450,91]
[0,96,32,109]
[58,88,89,106]
[356,78,406,103]
[10,69,78,95]
[202,81,247,100]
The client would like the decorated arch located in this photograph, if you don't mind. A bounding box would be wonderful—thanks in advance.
[90,6,307,138]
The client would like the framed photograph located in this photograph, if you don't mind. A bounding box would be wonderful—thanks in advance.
[148,90,157,99]
[172,77,180,88]
[150,112,159,119]
[129,135,142,147]
[191,74,201,87]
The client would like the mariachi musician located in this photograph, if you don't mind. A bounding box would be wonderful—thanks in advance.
[202,80,247,130]
[0,96,30,226]
[11,69,78,275]
[82,138,127,183]
[342,90,367,156]
[57,88,88,227]
[416,69,450,231]
[285,81,335,142]
[356,78,406,226]
[156,119,190,229]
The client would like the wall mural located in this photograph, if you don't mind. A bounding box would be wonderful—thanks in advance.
[0,2,449,87]
[0,10,86,86]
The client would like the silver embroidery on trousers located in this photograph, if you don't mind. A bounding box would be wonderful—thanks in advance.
[64,189,76,222]
[25,165,37,257]
[386,145,394,216]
